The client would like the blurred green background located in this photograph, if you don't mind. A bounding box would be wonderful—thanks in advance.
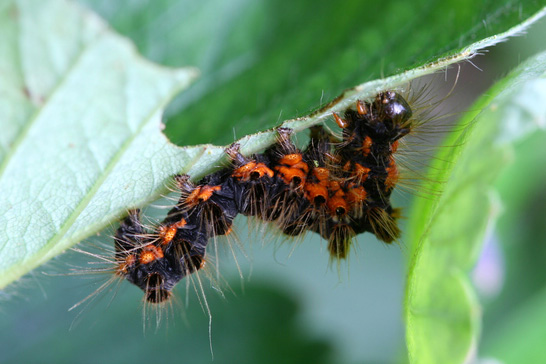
[1,1,546,363]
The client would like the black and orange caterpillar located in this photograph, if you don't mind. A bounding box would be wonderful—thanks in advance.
[114,91,414,303]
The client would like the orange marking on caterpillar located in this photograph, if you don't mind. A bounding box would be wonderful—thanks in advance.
[328,180,341,192]
[312,167,330,181]
[385,157,399,191]
[293,161,309,173]
[327,189,347,216]
[305,183,328,205]
[117,254,136,275]
[186,185,222,207]
[347,185,367,205]
[159,219,187,245]
[199,185,221,200]
[390,140,399,153]
[353,164,370,181]
[159,225,177,245]
[139,245,164,265]
[254,163,274,178]
[185,187,201,207]
[275,154,309,185]
[333,113,349,128]
[275,165,306,186]
[356,100,367,115]
[232,162,274,180]
[232,161,257,177]
[279,153,303,167]
[361,136,373,156]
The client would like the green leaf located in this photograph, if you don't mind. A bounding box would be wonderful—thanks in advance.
[405,51,546,363]
[81,0,546,146]
[0,0,197,288]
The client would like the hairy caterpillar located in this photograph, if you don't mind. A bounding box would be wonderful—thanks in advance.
[111,91,419,303]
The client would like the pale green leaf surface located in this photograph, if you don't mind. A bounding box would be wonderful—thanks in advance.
[0,0,197,287]
[405,51,546,364]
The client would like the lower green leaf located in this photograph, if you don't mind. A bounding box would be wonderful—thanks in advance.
[405,52,546,363]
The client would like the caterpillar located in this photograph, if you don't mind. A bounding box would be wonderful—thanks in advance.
[112,91,417,303]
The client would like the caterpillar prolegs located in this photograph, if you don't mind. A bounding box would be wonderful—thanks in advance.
[114,91,414,303]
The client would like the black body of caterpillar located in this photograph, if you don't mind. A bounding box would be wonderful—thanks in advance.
[113,91,413,303]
